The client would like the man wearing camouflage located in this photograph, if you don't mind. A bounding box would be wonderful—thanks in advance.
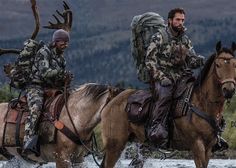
[23,29,71,155]
[145,8,204,147]
[145,8,229,151]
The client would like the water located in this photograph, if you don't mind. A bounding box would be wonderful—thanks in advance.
[0,157,235,168]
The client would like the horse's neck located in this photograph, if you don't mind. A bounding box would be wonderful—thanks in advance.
[68,89,111,129]
[192,68,225,119]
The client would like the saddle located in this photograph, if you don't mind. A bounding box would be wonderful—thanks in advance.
[3,89,65,147]
[126,76,195,124]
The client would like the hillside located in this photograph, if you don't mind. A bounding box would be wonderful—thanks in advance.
[0,0,236,87]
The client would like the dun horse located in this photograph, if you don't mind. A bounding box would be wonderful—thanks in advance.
[100,42,236,168]
[0,83,119,167]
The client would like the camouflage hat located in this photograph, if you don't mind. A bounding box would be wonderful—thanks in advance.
[52,29,70,42]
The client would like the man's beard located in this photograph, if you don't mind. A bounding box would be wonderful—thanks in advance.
[171,24,185,35]
[56,47,65,54]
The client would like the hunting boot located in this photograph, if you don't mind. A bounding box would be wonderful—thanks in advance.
[147,82,174,148]
[23,135,40,157]
[23,116,40,157]
[23,86,43,156]
[212,118,229,152]
[212,137,229,152]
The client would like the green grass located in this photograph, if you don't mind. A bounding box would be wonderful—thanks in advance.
[223,96,236,149]
[0,85,18,103]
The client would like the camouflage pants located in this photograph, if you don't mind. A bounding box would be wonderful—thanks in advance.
[24,86,44,143]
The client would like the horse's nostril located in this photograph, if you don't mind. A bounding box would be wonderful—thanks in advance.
[222,87,227,93]
[222,87,235,99]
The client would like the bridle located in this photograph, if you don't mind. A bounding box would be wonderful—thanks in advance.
[213,54,236,87]
[185,53,236,138]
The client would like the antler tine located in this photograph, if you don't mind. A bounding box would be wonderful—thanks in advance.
[0,0,38,56]
[0,49,20,56]
[30,0,40,39]
[43,1,72,32]
[64,10,73,31]
[53,14,62,24]
[63,1,70,10]
[56,10,64,18]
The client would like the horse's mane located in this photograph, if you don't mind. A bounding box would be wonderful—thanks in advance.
[74,83,109,101]
[194,48,234,88]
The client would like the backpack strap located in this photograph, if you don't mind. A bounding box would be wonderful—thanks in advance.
[159,27,170,45]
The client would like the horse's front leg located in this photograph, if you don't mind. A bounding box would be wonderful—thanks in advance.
[55,136,78,168]
[192,138,208,168]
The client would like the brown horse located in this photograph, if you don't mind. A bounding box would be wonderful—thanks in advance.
[100,42,236,168]
[0,83,119,168]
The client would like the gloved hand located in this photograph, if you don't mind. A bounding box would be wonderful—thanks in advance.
[160,77,172,87]
[3,63,14,77]
[65,70,74,79]
[64,70,74,85]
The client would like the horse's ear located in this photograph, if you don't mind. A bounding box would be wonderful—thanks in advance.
[216,41,222,53]
[231,42,236,53]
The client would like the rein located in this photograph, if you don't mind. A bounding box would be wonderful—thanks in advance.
[62,83,114,167]
[183,55,235,137]
[186,102,223,136]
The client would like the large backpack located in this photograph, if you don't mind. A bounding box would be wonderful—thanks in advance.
[131,12,168,83]
[6,39,45,89]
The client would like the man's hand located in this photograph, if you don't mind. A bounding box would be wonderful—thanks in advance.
[160,77,172,87]
[64,70,74,85]
[3,64,14,77]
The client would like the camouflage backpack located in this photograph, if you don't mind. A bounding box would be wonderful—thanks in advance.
[5,39,45,89]
[131,12,168,83]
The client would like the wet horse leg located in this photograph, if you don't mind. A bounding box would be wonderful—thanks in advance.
[55,149,72,168]
[192,139,208,168]
[55,137,78,168]
[204,148,212,167]
[101,138,127,168]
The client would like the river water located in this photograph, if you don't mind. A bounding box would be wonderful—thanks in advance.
[0,157,236,168]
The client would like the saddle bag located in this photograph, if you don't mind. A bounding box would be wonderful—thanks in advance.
[126,90,152,124]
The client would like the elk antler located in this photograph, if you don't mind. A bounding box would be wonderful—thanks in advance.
[0,49,20,55]
[43,1,73,32]
[0,0,40,56]
[30,0,40,40]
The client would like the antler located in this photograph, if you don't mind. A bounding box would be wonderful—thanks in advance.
[0,49,20,55]
[30,0,40,39]
[0,0,40,56]
[43,1,73,32]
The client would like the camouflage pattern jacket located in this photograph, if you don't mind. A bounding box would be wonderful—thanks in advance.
[30,45,66,88]
[145,27,204,82]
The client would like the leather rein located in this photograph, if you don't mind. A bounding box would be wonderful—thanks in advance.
[185,55,236,136]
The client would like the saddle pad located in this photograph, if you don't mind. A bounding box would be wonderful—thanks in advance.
[3,92,65,147]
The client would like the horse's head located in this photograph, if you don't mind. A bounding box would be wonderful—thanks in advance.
[214,41,236,99]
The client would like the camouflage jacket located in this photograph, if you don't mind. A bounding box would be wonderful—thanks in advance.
[145,27,204,82]
[30,45,66,88]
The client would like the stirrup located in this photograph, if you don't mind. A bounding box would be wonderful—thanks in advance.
[22,135,40,157]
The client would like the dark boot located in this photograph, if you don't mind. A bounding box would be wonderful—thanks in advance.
[148,123,168,148]
[23,135,40,157]
[212,137,229,152]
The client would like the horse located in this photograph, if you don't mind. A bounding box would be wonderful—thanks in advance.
[0,83,120,168]
[100,42,236,168]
